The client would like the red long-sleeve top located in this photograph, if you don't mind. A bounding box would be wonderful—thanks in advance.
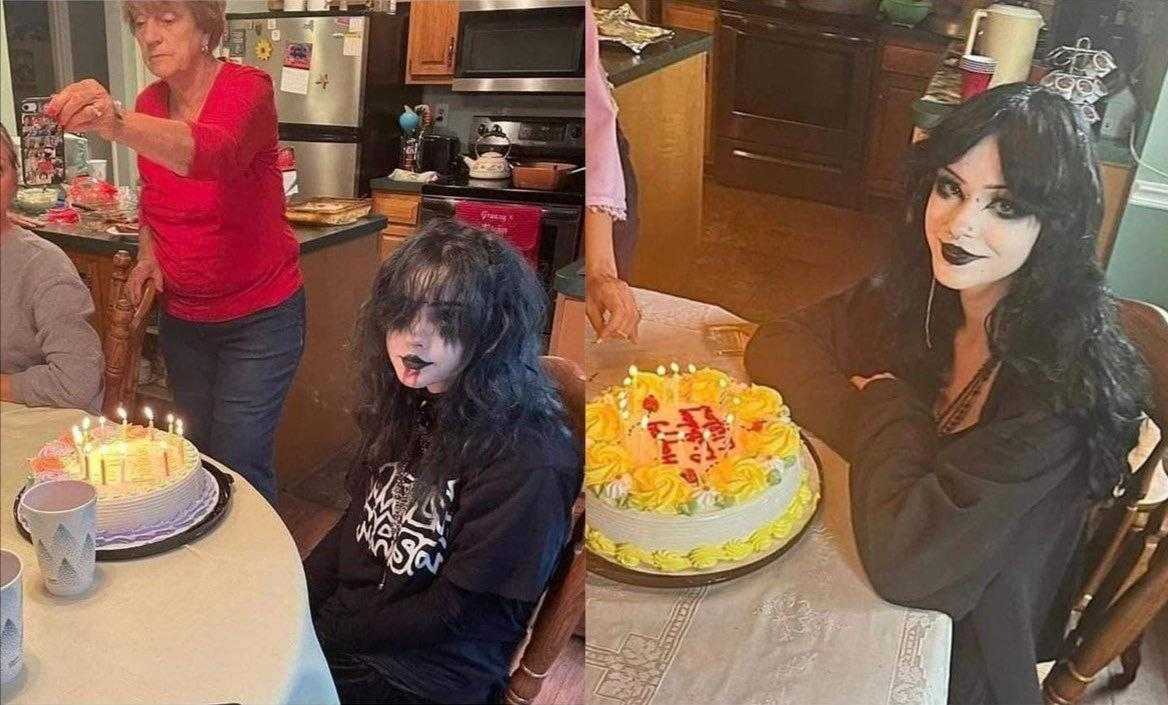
[136,62,302,322]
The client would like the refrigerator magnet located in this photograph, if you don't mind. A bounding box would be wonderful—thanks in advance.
[255,37,273,61]
[271,29,281,42]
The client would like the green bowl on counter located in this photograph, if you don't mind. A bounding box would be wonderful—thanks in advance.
[879,0,931,27]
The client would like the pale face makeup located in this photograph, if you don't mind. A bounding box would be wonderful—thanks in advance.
[924,135,1042,301]
[129,2,207,79]
[385,307,465,394]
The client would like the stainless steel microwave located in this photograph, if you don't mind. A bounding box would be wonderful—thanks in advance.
[452,0,585,94]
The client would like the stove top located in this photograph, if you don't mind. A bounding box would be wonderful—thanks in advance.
[422,172,583,207]
[416,115,584,206]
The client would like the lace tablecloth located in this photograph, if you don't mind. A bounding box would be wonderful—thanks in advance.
[0,402,338,705]
[584,289,952,705]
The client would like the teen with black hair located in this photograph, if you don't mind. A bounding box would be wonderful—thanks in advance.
[304,220,582,704]
[745,84,1148,705]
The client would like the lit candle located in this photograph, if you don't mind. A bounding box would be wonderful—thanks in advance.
[656,365,666,376]
[82,443,93,483]
[119,441,129,483]
[670,362,681,402]
[97,416,106,443]
[117,406,128,439]
[724,413,735,454]
[166,413,175,435]
[687,363,697,374]
[161,442,171,478]
[72,426,85,478]
[81,416,91,444]
[175,419,185,465]
[144,406,155,440]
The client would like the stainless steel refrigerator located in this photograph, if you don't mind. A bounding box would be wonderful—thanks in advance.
[225,9,421,197]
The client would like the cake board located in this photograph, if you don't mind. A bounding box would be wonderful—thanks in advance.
[12,460,234,561]
[587,439,825,588]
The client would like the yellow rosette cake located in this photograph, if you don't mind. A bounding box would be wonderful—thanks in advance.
[585,364,821,577]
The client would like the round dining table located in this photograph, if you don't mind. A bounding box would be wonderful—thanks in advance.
[0,401,339,705]
[584,288,953,705]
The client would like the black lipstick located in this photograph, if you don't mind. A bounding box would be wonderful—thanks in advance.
[941,243,985,266]
[401,355,432,371]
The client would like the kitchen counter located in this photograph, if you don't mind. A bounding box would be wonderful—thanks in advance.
[370,175,584,206]
[31,215,388,257]
[601,27,712,87]
[913,50,1135,169]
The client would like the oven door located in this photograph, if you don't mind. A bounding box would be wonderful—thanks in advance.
[452,1,585,94]
[421,195,582,311]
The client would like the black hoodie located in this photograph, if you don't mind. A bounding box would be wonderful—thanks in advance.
[304,415,581,704]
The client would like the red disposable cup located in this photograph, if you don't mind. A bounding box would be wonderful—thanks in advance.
[959,54,997,100]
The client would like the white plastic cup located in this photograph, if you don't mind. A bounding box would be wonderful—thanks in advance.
[0,549,23,686]
[19,480,97,597]
[87,159,107,182]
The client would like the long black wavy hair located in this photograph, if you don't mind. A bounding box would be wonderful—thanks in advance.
[348,219,566,494]
[877,83,1147,499]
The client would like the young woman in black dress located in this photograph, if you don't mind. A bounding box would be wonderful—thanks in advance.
[745,84,1148,705]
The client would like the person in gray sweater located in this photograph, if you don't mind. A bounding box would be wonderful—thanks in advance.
[0,123,104,412]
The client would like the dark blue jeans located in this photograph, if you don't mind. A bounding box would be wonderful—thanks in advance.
[159,288,305,505]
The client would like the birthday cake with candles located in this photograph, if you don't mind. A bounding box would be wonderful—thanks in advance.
[25,413,216,547]
[585,365,820,575]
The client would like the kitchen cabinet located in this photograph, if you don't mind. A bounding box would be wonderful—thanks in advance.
[864,37,945,202]
[371,189,422,260]
[406,0,460,84]
[712,8,876,208]
[661,1,717,164]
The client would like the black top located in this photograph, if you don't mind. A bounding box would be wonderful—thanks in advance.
[744,280,1098,705]
[304,412,581,704]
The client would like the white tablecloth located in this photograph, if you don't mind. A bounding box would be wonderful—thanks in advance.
[0,402,339,705]
[584,289,952,705]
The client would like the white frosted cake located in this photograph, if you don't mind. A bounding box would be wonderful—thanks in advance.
[28,423,210,543]
[585,365,820,574]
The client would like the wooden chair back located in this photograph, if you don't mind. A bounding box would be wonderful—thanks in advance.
[1075,299,1168,610]
[100,251,156,419]
[501,356,586,705]
[1043,299,1168,703]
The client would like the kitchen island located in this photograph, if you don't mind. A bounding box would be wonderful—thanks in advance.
[31,215,387,490]
[602,27,713,296]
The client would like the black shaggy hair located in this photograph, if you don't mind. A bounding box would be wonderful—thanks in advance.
[347,219,566,494]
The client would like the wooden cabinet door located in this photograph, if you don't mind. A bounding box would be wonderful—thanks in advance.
[379,224,416,262]
[662,1,717,164]
[406,0,460,84]
[371,190,421,225]
[865,71,930,201]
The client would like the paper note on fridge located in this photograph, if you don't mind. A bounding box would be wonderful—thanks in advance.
[343,34,362,57]
[281,68,310,95]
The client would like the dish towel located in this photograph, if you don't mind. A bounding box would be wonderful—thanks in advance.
[453,201,543,268]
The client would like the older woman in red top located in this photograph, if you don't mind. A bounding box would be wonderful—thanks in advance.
[48,0,303,504]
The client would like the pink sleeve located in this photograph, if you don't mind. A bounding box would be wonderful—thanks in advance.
[585,4,627,221]
[186,69,275,180]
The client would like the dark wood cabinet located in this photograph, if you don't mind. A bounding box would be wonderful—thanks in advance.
[864,38,944,203]
[712,8,876,208]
